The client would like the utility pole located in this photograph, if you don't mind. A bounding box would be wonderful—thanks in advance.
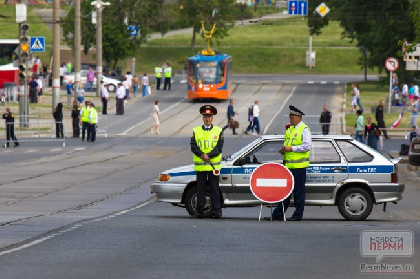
[74,0,81,102]
[52,0,61,111]
[92,0,110,98]
[16,1,28,128]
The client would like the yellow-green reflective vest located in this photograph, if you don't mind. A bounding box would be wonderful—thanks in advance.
[155,67,162,78]
[283,123,310,169]
[90,108,97,124]
[81,106,90,123]
[164,67,172,78]
[193,126,222,171]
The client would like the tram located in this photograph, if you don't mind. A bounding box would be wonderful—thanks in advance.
[187,22,233,100]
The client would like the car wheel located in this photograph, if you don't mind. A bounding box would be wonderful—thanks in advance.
[338,187,373,221]
[185,186,212,217]
[108,84,116,92]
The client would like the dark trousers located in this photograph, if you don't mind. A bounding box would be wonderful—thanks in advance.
[156,77,161,90]
[89,124,96,142]
[5,124,18,146]
[196,171,222,217]
[72,118,80,137]
[377,119,388,138]
[102,97,108,114]
[164,77,171,90]
[116,98,124,115]
[29,88,37,103]
[247,117,260,133]
[272,167,307,220]
[82,122,90,141]
[321,123,330,135]
[55,122,64,138]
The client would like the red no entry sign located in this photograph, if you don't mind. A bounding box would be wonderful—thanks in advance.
[250,163,294,203]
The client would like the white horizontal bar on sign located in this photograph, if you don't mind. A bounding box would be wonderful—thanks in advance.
[256,178,287,187]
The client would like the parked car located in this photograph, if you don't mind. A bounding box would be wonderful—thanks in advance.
[150,135,405,221]
[63,70,119,92]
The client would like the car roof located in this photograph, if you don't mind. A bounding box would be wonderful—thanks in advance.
[260,135,353,140]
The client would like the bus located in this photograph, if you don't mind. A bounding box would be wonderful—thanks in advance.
[187,52,233,100]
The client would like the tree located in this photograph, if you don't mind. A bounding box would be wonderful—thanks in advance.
[179,0,237,54]
[62,0,169,70]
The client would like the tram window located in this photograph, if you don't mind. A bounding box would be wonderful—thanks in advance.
[188,61,195,83]
[218,61,225,83]
[197,61,217,84]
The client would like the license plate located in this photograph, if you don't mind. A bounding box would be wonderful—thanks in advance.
[414,144,420,150]
[203,87,210,91]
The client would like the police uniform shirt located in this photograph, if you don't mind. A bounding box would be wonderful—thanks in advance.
[116,86,126,99]
[290,121,312,153]
[190,125,224,159]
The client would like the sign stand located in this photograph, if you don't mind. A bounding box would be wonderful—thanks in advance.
[385,57,399,113]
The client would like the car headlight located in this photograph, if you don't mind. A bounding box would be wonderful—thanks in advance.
[157,174,170,181]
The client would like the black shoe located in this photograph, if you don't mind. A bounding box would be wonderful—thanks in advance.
[14,143,19,147]
[191,213,204,219]
[286,217,301,221]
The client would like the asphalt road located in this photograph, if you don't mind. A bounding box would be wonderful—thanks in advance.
[0,75,418,278]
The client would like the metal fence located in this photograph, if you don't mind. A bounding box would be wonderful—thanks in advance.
[281,115,342,135]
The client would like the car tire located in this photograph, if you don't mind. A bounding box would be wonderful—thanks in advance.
[185,186,213,218]
[337,187,373,221]
[108,84,116,92]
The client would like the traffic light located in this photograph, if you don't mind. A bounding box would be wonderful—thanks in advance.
[19,64,26,80]
[20,23,30,61]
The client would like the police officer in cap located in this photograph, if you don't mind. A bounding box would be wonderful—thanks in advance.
[190,105,224,219]
[268,105,311,221]
[2,107,19,147]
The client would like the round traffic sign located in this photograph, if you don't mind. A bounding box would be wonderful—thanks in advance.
[385,57,399,71]
[250,163,294,203]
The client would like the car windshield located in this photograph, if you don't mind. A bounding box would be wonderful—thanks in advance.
[197,61,217,84]
[228,138,264,161]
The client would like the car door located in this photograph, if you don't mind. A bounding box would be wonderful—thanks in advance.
[231,140,284,203]
[305,140,349,204]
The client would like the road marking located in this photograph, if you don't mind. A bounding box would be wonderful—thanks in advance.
[263,86,296,134]
[308,81,314,84]
[334,81,340,84]
[119,98,187,135]
[0,200,153,257]
[256,178,287,187]
[320,81,327,84]
[50,148,62,152]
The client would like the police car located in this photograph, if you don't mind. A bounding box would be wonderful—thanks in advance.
[150,135,404,221]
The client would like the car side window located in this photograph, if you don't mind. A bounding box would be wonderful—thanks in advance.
[310,141,341,164]
[335,140,373,162]
[243,141,284,164]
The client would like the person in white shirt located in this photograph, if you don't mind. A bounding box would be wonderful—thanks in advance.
[101,81,109,115]
[414,84,419,97]
[124,72,133,98]
[402,82,409,105]
[115,83,125,115]
[122,77,129,101]
[35,76,43,104]
[150,100,161,134]
[141,73,149,97]
[59,63,66,86]
[246,100,261,135]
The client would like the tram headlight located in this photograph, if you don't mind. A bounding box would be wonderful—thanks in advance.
[199,84,203,89]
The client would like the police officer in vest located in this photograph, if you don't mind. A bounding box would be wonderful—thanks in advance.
[89,103,98,142]
[268,105,312,221]
[155,63,162,90]
[79,100,91,142]
[190,105,224,219]
[163,62,172,91]
[2,107,19,147]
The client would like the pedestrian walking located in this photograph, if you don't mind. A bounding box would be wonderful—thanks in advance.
[355,84,363,113]
[350,83,358,112]
[122,77,130,101]
[85,68,95,92]
[401,82,408,106]
[35,75,43,104]
[355,109,364,143]
[125,72,133,99]
[245,100,261,135]
[222,99,239,135]
[101,81,109,115]
[150,100,161,135]
[364,117,380,150]
[267,105,311,221]
[142,73,149,98]
[115,83,125,115]
[89,103,98,142]
[244,104,254,134]
[155,63,162,90]
[409,96,419,127]
[319,105,332,135]
[132,75,139,97]
[28,75,38,103]
[71,101,80,138]
[190,105,224,219]
[79,100,91,141]
[2,107,19,147]
[375,100,389,139]
[66,61,72,74]
[163,63,172,90]
[66,80,74,109]
[76,83,85,105]
[59,63,66,86]
[53,102,64,138]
